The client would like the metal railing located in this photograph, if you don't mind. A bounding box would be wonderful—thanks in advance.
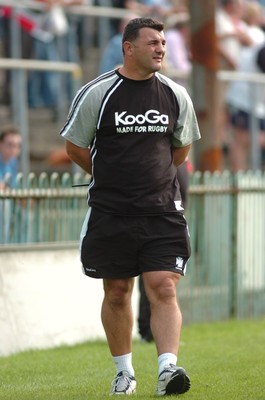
[0,58,82,177]
[1,170,265,323]
[183,170,265,323]
[0,171,88,243]
[0,0,135,19]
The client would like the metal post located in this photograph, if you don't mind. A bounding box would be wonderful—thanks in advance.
[71,70,83,175]
[190,0,221,172]
[249,83,260,171]
[98,0,112,52]
[229,173,238,317]
[10,7,30,176]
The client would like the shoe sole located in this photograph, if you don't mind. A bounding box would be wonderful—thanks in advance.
[111,387,136,395]
[165,370,191,395]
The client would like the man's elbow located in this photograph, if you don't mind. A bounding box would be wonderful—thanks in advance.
[173,144,191,167]
[65,141,77,161]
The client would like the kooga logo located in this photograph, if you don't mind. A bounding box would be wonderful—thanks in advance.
[115,110,169,125]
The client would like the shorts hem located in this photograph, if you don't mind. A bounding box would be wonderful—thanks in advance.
[83,268,139,280]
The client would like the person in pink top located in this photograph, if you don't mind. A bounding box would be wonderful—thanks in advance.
[164,12,191,84]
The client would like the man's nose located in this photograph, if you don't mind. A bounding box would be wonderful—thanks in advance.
[156,43,165,53]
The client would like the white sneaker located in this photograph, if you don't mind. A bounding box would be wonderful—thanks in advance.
[110,371,136,395]
[156,364,190,396]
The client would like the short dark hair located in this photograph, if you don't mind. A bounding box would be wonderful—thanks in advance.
[122,17,164,44]
[0,124,20,142]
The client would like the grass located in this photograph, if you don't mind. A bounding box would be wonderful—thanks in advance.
[0,318,265,399]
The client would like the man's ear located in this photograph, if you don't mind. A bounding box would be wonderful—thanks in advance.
[123,41,134,56]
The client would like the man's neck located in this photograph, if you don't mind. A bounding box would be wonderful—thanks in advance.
[118,66,154,81]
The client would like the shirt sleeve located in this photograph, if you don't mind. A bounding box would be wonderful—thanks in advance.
[172,84,201,147]
[60,84,101,148]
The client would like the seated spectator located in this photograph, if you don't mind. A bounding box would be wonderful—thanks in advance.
[0,124,21,189]
[0,124,21,243]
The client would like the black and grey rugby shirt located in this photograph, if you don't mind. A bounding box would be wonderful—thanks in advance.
[60,69,201,215]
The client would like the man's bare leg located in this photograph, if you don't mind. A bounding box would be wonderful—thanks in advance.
[101,278,136,394]
[143,271,182,356]
[101,278,134,356]
[143,271,190,396]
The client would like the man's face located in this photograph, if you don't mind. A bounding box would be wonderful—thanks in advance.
[129,27,166,74]
[0,133,21,162]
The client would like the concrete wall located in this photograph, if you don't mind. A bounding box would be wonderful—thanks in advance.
[0,243,140,357]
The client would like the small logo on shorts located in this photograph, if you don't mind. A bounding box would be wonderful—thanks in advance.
[84,266,97,273]
[174,200,184,211]
[175,256,184,270]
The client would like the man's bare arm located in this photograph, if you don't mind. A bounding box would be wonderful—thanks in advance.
[172,144,191,168]
[65,140,92,174]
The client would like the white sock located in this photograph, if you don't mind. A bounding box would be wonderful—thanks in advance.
[113,353,135,377]
[158,353,177,375]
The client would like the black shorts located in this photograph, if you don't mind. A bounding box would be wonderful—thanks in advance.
[228,106,265,131]
[80,208,191,279]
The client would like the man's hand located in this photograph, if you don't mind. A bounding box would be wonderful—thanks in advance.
[172,144,191,168]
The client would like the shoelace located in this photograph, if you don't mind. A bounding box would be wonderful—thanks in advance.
[158,364,177,379]
[113,374,133,392]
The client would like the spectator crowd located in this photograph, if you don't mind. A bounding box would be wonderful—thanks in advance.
[0,0,265,176]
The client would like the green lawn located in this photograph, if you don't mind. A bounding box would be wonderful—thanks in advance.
[1,318,264,399]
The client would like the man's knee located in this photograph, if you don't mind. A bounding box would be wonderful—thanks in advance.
[144,272,181,304]
[157,277,178,302]
[103,279,134,305]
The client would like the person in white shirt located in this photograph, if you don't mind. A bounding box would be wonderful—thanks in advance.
[215,0,253,157]
[226,44,265,171]
[242,0,265,45]
[216,0,253,70]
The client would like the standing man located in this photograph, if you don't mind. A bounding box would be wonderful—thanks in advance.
[60,17,200,396]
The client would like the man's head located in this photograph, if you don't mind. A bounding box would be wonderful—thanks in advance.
[0,125,21,163]
[121,17,166,78]
[122,17,164,45]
